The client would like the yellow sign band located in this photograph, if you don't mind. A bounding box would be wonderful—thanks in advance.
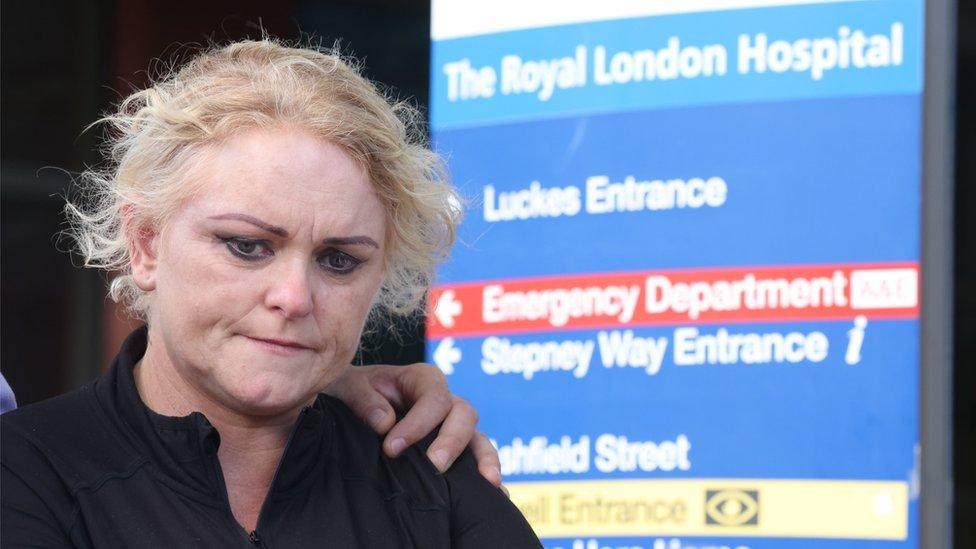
[509,478,908,540]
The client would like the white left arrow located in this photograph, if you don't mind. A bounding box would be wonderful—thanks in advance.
[432,337,461,375]
[434,290,462,328]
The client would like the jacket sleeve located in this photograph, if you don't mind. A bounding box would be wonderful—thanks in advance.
[1,424,75,548]
[444,447,542,548]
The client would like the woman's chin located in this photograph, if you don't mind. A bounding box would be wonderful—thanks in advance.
[220,379,310,418]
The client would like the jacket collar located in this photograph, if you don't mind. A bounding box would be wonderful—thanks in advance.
[95,325,334,501]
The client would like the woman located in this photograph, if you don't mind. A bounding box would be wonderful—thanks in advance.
[1,39,540,547]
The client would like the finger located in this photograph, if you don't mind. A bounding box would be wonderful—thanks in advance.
[425,396,479,472]
[325,366,396,435]
[469,432,501,487]
[382,381,453,459]
[381,362,450,455]
[361,366,407,412]
[392,362,448,408]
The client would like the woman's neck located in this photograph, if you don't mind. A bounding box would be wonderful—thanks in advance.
[132,329,299,532]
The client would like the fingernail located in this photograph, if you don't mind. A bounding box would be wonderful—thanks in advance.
[432,449,449,471]
[367,409,387,430]
[490,466,501,484]
[389,437,407,456]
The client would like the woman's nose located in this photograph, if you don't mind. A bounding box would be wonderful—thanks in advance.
[265,256,315,318]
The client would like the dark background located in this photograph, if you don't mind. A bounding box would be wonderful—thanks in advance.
[1,0,971,545]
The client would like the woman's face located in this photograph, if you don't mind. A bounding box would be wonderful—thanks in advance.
[134,128,386,417]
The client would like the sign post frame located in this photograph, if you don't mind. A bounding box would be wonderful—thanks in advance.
[920,0,955,547]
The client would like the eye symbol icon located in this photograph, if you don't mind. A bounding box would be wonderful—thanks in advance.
[705,489,759,526]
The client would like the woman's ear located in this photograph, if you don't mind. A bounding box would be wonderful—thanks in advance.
[124,208,159,292]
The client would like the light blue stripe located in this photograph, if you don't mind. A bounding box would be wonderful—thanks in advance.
[430,0,923,129]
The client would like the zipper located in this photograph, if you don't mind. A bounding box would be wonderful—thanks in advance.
[211,406,312,547]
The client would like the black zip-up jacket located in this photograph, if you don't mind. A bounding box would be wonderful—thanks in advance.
[0,327,541,548]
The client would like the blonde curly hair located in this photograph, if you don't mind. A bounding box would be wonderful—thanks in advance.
[65,39,461,320]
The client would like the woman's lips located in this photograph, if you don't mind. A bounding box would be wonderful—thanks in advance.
[243,335,312,354]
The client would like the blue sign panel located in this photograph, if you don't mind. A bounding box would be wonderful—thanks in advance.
[427,1,923,547]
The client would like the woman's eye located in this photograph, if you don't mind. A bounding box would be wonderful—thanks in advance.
[320,250,362,274]
[219,237,272,261]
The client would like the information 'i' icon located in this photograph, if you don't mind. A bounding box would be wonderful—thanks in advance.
[845,315,869,365]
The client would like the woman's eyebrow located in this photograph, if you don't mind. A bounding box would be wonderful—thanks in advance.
[208,213,378,248]
[208,213,288,237]
[324,236,379,249]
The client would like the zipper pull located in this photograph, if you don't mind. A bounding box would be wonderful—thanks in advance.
[248,530,262,545]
